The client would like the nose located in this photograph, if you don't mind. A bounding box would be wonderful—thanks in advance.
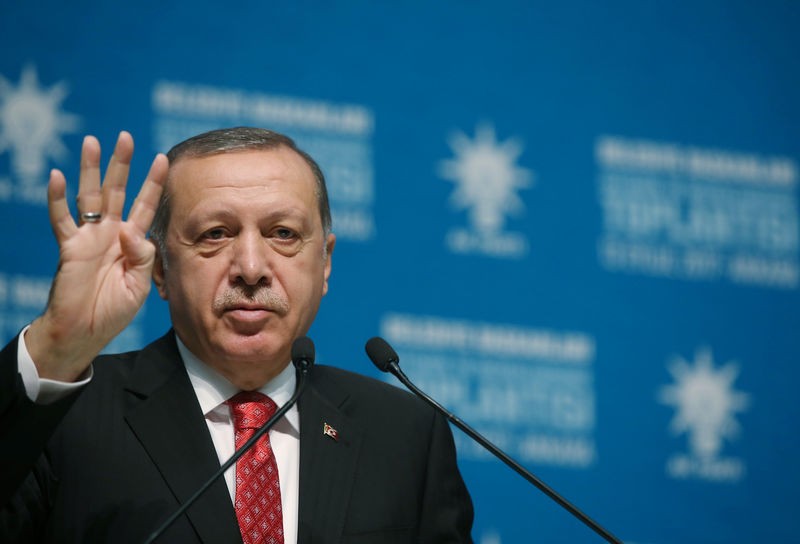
[229,230,272,286]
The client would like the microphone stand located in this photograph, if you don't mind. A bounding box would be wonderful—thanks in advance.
[386,361,623,544]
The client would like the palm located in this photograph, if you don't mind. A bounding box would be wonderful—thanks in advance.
[57,219,149,338]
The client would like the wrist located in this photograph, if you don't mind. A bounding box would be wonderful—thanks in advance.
[26,316,95,382]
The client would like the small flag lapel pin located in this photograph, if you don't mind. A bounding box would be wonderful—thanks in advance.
[323,422,338,441]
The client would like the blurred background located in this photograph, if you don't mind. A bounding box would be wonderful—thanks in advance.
[1,1,798,542]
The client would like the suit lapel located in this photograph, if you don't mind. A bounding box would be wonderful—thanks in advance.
[122,333,242,543]
[297,371,364,543]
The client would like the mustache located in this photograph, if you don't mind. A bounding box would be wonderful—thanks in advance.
[213,286,289,315]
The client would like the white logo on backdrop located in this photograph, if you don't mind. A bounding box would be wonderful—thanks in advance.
[381,313,597,468]
[0,65,80,203]
[596,135,799,289]
[658,346,751,482]
[438,123,533,258]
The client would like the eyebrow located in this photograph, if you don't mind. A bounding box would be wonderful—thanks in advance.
[185,205,312,230]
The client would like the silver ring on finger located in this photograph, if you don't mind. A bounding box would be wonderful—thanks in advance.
[81,212,102,223]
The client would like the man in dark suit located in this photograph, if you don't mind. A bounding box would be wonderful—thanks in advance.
[0,127,473,542]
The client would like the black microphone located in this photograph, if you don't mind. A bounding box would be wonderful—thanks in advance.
[365,336,623,544]
[144,336,316,544]
[291,335,315,373]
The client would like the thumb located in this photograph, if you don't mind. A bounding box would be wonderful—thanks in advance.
[119,223,155,269]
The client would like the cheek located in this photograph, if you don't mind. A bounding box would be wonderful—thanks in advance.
[286,264,325,305]
[168,258,224,305]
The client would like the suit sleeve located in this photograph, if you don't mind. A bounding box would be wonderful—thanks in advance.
[418,410,475,543]
[0,335,82,539]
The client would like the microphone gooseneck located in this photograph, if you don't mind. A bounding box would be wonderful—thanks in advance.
[364,336,623,544]
[144,336,316,544]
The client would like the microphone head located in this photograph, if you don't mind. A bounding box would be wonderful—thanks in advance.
[365,337,399,373]
[291,336,315,370]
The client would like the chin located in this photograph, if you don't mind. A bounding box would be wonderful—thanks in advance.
[215,331,290,364]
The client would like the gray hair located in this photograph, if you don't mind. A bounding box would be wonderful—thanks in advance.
[149,127,332,258]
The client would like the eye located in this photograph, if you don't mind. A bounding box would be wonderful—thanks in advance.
[203,228,227,240]
[274,228,297,240]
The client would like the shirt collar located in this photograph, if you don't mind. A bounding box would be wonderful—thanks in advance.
[176,335,299,432]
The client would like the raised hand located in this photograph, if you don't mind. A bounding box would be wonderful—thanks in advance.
[25,132,169,382]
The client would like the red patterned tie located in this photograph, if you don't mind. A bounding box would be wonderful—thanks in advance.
[227,392,284,544]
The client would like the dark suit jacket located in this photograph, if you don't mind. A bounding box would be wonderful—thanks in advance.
[0,332,473,543]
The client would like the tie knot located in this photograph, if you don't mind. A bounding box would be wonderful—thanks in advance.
[227,391,278,430]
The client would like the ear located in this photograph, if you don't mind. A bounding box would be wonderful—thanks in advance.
[151,240,169,300]
[321,233,336,296]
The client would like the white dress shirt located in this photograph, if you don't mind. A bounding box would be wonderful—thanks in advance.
[17,328,300,544]
[177,338,300,544]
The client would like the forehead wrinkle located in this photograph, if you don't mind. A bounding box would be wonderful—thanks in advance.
[178,177,310,211]
[181,177,298,195]
[189,204,310,225]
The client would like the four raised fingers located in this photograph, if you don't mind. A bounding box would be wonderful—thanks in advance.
[50,132,167,239]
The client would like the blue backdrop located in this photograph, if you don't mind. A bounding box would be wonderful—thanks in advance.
[2,2,798,543]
